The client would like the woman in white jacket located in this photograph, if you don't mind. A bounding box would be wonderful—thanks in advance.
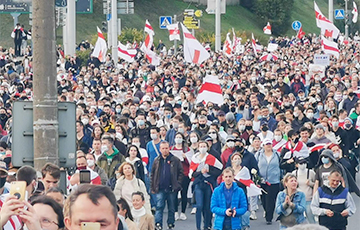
[114,162,151,214]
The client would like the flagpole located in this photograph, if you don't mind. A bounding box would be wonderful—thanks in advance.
[329,0,334,22]
[174,14,177,55]
[345,0,349,38]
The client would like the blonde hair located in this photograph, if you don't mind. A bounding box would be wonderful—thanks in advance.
[282,173,297,188]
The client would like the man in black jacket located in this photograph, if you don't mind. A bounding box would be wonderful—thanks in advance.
[151,141,183,230]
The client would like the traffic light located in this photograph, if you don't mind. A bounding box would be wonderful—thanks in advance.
[102,21,107,32]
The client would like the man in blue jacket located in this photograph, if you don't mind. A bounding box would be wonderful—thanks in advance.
[211,167,248,230]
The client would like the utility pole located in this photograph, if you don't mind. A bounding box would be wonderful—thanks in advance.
[345,0,349,38]
[174,14,177,54]
[65,0,76,56]
[215,0,221,51]
[32,0,59,170]
[111,0,118,63]
[329,0,334,22]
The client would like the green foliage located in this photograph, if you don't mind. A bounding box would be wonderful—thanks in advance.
[118,28,144,44]
[254,0,294,35]
[76,49,92,67]
[240,0,255,10]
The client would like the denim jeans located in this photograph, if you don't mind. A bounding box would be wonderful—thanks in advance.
[241,210,250,229]
[145,174,157,208]
[194,183,212,230]
[305,200,315,224]
[155,190,177,227]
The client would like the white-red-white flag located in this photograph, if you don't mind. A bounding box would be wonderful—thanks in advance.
[297,26,306,39]
[118,42,137,63]
[232,28,240,50]
[222,32,233,57]
[196,74,224,105]
[251,33,262,56]
[314,2,340,39]
[181,23,210,64]
[144,19,154,36]
[263,22,271,35]
[353,1,358,23]
[167,23,180,41]
[321,35,339,58]
[260,53,278,61]
[145,49,160,66]
[91,27,108,62]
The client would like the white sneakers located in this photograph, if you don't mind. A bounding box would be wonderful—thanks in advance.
[175,212,187,221]
[179,213,187,220]
[191,207,197,214]
[250,210,257,220]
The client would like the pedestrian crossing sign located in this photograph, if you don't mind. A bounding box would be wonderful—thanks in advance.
[160,16,172,29]
[334,9,345,20]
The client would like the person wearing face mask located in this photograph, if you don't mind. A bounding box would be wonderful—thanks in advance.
[220,136,236,165]
[97,135,125,179]
[273,129,287,154]
[170,132,194,221]
[129,114,151,149]
[342,91,359,114]
[257,122,274,142]
[165,115,182,147]
[292,158,316,224]
[280,130,309,174]
[304,108,316,123]
[328,144,355,181]
[207,128,222,154]
[291,105,310,133]
[240,120,258,146]
[224,112,237,135]
[189,141,223,230]
[329,115,348,154]
[70,156,102,187]
[0,161,8,196]
[86,153,108,185]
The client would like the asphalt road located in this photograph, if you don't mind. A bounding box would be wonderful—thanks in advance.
[160,173,360,229]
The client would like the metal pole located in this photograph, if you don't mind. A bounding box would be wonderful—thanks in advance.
[32,0,59,171]
[174,14,177,54]
[10,13,21,28]
[111,0,118,64]
[215,0,221,51]
[345,0,349,38]
[65,0,76,56]
[329,0,334,22]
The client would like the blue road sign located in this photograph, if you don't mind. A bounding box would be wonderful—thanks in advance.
[292,21,302,31]
[159,16,172,29]
[334,9,345,20]
[106,14,111,21]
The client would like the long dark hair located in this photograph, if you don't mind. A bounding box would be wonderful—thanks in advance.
[125,144,142,159]
[174,132,188,150]
[117,198,134,221]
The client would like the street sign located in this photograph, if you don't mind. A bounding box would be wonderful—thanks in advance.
[117,0,134,14]
[334,9,345,20]
[0,0,30,13]
[55,0,67,7]
[292,20,302,30]
[183,9,200,29]
[206,0,226,14]
[159,16,172,29]
[76,0,93,13]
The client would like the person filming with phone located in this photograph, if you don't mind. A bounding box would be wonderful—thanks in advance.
[210,167,247,230]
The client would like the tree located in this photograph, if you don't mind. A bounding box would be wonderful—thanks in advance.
[254,0,294,35]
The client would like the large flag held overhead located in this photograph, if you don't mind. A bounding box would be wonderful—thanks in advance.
[314,2,340,39]
[321,35,340,58]
[196,74,224,105]
[140,20,160,66]
[181,23,210,64]
[167,23,180,41]
[144,19,154,36]
[263,22,271,35]
[118,41,137,63]
[353,1,358,23]
[222,32,233,57]
[232,28,240,50]
[91,27,108,62]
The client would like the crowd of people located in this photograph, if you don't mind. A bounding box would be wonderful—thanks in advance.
[0,30,359,230]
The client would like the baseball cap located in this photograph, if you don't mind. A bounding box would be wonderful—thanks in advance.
[263,138,272,145]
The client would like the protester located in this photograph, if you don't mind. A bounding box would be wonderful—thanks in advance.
[41,163,61,192]
[131,191,154,230]
[275,173,306,229]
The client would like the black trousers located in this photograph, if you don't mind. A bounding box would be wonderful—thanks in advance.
[175,175,190,213]
[260,183,280,222]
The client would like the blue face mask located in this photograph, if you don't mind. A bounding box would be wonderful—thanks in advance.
[321,157,330,164]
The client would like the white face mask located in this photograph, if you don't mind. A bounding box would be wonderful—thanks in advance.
[333,152,340,158]
[298,164,307,170]
[274,135,282,142]
[209,133,217,140]
[101,145,109,153]
[81,118,89,125]
[199,147,207,154]
[175,138,183,144]
[239,125,245,132]
[227,141,235,148]
[190,137,198,143]
[87,159,95,167]
[150,134,158,140]
[133,142,140,148]
[306,113,314,119]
